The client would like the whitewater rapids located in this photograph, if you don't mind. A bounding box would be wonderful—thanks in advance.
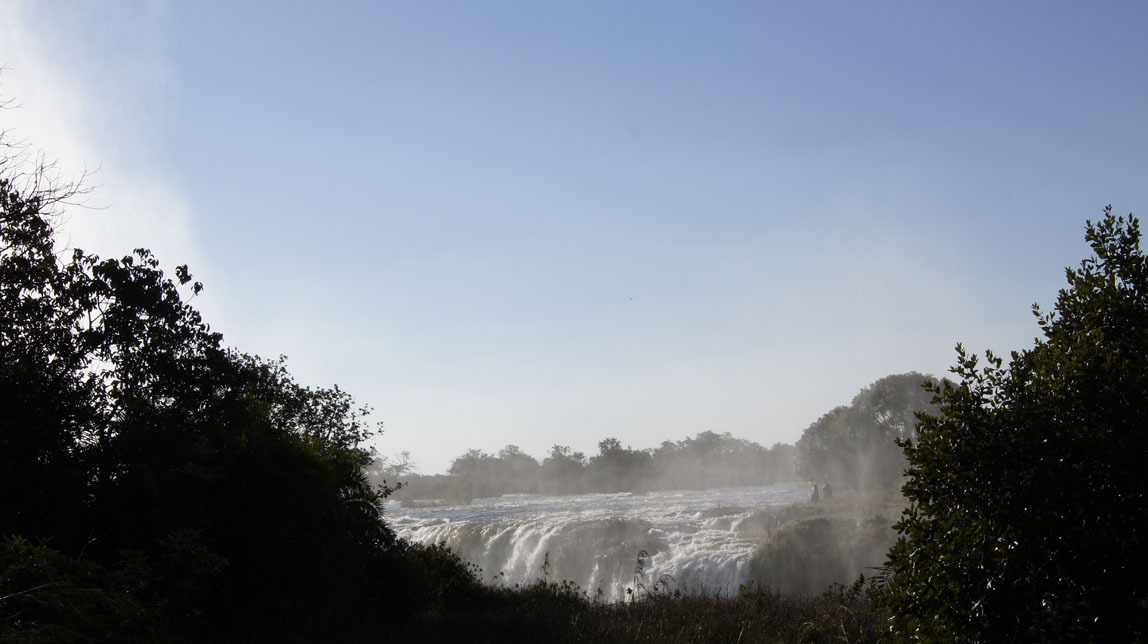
[387,483,809,601]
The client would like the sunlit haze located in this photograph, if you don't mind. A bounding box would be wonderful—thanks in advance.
[3,1,1146,473]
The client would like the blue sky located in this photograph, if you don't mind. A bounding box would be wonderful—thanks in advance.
[3,1,1146,474]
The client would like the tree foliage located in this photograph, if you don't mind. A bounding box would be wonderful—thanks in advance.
[885,208,1148,642]
[794,373,939,490]
[0,131,476,640]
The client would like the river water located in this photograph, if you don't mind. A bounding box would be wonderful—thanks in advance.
[387,483,809,601]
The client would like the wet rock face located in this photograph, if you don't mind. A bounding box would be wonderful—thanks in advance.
[748,511,898,595]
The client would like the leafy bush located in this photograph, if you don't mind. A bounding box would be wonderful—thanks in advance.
[0,536,162,643]
[1,123,405,641]
[885,208,1148,642]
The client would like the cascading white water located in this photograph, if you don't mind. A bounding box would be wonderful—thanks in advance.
[388,483,809,601]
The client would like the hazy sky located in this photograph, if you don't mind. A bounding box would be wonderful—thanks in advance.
[3,1,1146,473]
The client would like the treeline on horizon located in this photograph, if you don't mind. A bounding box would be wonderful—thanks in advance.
[375,371,940,503]
[376,432,797,502]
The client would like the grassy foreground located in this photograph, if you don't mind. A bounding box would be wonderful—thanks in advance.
[397,579,891,644]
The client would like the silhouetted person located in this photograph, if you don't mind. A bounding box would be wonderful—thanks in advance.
[823,481,833,500]
[810,483,820,503]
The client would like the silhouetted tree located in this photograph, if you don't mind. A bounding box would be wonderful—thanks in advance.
[0,124,477,640]
[885,208,1148,642]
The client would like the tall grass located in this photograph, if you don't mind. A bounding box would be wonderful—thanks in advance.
[398,570,891,643]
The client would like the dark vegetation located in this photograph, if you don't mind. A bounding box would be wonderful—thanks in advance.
[3,97,1143,641]
[393,576,892,643]
[0,132,479,641]
[379,432,796,503]
[884,208,1148,642]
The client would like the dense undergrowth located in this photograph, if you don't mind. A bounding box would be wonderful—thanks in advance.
[395,573,892,644]
[2,541,893,644]
[1,523,893,644]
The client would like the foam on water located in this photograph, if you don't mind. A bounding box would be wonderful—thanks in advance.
[387,483,808,601]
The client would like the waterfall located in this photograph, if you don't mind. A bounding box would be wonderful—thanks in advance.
[389,483,808,602]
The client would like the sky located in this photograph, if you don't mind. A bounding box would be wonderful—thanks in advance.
[2,1,1146,474]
